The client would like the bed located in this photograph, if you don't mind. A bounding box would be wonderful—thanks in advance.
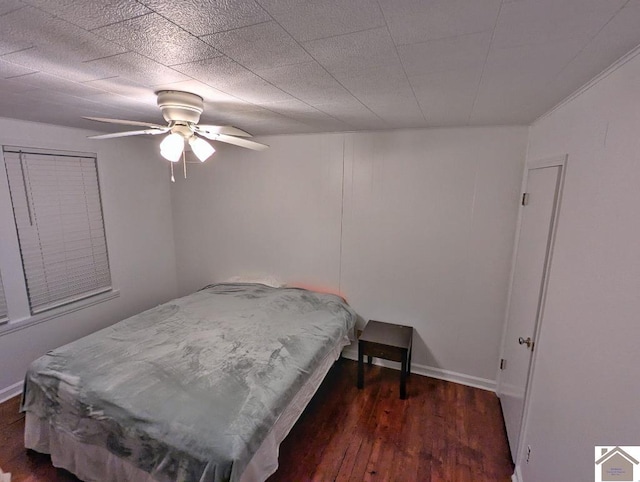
[21,283,357,482]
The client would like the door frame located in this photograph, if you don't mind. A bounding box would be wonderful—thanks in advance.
[497,154,568,467]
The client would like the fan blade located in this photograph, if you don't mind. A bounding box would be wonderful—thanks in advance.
[88,128,169,139]
[195,125,252,137]
[83,116,166,130]
[212,134,269,151]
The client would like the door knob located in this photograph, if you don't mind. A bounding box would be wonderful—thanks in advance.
[518,337,534,349]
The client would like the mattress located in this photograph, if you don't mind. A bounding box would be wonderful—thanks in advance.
[21,283,356,482]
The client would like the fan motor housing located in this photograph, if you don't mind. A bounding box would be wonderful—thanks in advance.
[156,90,204,124]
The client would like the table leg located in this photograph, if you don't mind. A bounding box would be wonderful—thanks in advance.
[400,351,407,399]
[367,355,372,365]
[408,346,412,377]
[357,342,364,389]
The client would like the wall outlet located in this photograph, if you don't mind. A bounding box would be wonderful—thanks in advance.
[526,445,531,463]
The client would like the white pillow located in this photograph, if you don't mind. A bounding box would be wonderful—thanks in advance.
[224,275,286,288]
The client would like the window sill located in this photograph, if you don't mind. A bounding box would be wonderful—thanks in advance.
[0,289,120,337]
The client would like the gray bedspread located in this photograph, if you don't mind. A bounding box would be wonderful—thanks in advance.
[22,283,356,482]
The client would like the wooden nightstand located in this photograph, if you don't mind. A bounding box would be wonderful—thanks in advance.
[357,320,413,399]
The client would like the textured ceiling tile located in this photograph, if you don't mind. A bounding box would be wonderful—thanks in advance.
[2,90,124,124]
[379,0,502,46]
[83,77,158,104]
[200,101,273,124]
[14,88,99,106]
[94,13,221,66]
[492,0,626,50]
[0,58,35,78]
[197,103,285,132]
[0,6,36,55]
[510,0,626,18]
[258,0,385,42]
[409,68,482,126]
[398,31,491,78]
[0,40,32,57]
[172,56,252,89]
[256,98,317,116]
[469,85,541,125]
[342,66,425,124]
[0,6,126,61]
[0,0,639,134]
[298,117,353,132]
[81,92,162,119]
[0,0,24,16]
[232,117,317,136]
[539,4,640,115]
[252,123,317,135]
[0,95,125,128]
[84,52,189,86]
[471,38,587,123]
[139,0,271,36]
[202,21,311,72]
[0,77,36,94]
[199,104,261,128]
[366,104,426,127]
[334,63,414,101]
[482,38,587,91]
[312,98,386,129]
[409,67,482,97]
[0,95,62,124]
[304,28,400,78]
[255,61,352,104]
[1,48,117,82]
[21,0,151,30]
[173,56,292,104]
[260,98,352,131]
[468,110,536,126]
[10,72,108,97]
[259,98,325,119]
[219,76,293,105]
[468,88,540,125]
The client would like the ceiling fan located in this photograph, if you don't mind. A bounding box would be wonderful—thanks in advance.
[84,90,269,164]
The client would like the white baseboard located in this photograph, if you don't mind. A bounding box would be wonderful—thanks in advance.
[0,381,23,404]
[3,349,498,403]
[341,346,496,392]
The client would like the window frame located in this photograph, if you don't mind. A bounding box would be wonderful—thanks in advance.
[0,145,119,335]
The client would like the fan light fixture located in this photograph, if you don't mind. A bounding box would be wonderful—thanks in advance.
[189,136,215,162]
[160,133,184,162]
[84,91,269,181]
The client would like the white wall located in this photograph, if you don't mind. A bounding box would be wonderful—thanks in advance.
[341,128,527,381]
[0,118,178,397]
[172,126,527,384]
[171,134,345,295]
[516,52,640,480]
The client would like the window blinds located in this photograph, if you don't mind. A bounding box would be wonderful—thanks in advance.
[0,272,7,323]
[3,147,112,314]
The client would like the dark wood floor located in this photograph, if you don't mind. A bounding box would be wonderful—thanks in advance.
[0,359,513,481]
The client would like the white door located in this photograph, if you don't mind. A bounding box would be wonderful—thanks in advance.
[500,162,563,459]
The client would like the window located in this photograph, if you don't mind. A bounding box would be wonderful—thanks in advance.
[0,272,7,324]
[3,146,111,315]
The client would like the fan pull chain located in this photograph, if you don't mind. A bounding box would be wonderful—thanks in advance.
[183,151,187,179]
[170,162,175,183]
